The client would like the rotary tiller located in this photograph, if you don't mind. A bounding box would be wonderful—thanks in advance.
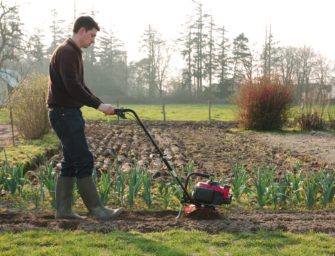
[114,108,232,218]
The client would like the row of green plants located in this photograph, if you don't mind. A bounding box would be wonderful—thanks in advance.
[0,161,57,209]
[1,161,335,210]
[94,165,184,209]
[231,163,335,209]
[0,160,185,210]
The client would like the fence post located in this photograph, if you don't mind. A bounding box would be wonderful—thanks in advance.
[162,103,166,122]
[9,105,15,146]
[208,100,211,122]
[117,100,120,124]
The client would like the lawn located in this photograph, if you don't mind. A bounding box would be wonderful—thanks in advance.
[1,104,333,124]
[82,104,238,122]
[0,132,59,166]
[0,229,334,256]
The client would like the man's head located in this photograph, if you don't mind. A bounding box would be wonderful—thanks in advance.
[72,16,100,48]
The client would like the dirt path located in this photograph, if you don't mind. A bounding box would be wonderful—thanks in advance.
[250,131,335,168]
[0,124,17,147]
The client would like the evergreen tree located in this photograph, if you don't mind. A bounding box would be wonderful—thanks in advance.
[47,9,66,55]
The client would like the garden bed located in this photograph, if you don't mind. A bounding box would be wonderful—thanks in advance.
[1,121,335,235]
[78,121,335,178]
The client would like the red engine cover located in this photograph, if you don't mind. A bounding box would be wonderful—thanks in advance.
[196,182,230,198]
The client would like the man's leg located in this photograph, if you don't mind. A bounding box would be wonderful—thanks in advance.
[49,108,81,219]
[58,109,123,219]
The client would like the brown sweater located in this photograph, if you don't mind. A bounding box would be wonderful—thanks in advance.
[47,39,102,109]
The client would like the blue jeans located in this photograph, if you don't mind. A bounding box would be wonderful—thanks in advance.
[49,107,94,178]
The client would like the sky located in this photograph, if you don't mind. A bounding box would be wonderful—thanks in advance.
[18,0,335,65]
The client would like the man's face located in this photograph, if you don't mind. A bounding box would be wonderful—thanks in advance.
[80,28,98,48]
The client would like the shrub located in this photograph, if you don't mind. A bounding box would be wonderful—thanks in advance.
[296,112,325,131]
[236,78,293,130]
[7,73,49,139]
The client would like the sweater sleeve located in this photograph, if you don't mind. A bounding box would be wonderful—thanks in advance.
[58,49,102,109]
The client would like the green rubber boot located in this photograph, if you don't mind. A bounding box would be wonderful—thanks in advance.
[77,176,123,220]
[55,176,82,219]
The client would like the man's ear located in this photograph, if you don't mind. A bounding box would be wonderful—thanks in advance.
[78,27,86,35]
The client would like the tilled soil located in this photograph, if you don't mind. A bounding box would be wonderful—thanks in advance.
[83,121,335,179]
[1,209,335,235]
[2,121,335,234]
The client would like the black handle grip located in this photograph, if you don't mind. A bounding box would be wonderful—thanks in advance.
[189,172,210,179]
[114,108,127,119]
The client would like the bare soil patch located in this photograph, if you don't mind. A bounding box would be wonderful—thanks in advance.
[1,209,334,235]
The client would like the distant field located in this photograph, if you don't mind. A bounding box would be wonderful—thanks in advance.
[1,104,334,124]
[82,104,238,122]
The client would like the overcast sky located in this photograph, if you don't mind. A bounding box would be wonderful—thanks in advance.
[19,0,335,64]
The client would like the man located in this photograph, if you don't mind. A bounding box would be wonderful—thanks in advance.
[47,16,123,220]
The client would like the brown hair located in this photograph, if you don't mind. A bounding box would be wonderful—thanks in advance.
[73,16,100,33]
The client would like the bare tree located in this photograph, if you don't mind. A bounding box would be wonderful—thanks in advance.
[294,46,316,103]
[140,25,170,98]
[278,47,298,87]
[156,43,171,98]
[311,54,334,116]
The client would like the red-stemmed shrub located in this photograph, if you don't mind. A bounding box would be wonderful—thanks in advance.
[236,78,293,130]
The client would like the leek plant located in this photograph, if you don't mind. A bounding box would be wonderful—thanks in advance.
[277,178,290,207]
[269,181,280,209]
[38,162,57,208]
[230,163,251,203]
[98,172,113,206]
[127,165,143,208]
[252,166,275,208]
[115,167,126,206]
[142,172,153,208]
[285,170,303,207]
[2,163,25,195]
[158,180,173,209]
[22,180,42,209]
[318,170,335,207]
[302,173,319,209]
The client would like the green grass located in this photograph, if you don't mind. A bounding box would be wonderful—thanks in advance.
[0,132,59,166]
[82,104,238,122]
[0,107,10,124]
[2,104,335,124]
[0,230,334,255]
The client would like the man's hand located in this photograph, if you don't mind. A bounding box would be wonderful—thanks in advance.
[98,103,115,115]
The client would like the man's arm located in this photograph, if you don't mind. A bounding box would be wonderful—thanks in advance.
[58,49,102,109]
